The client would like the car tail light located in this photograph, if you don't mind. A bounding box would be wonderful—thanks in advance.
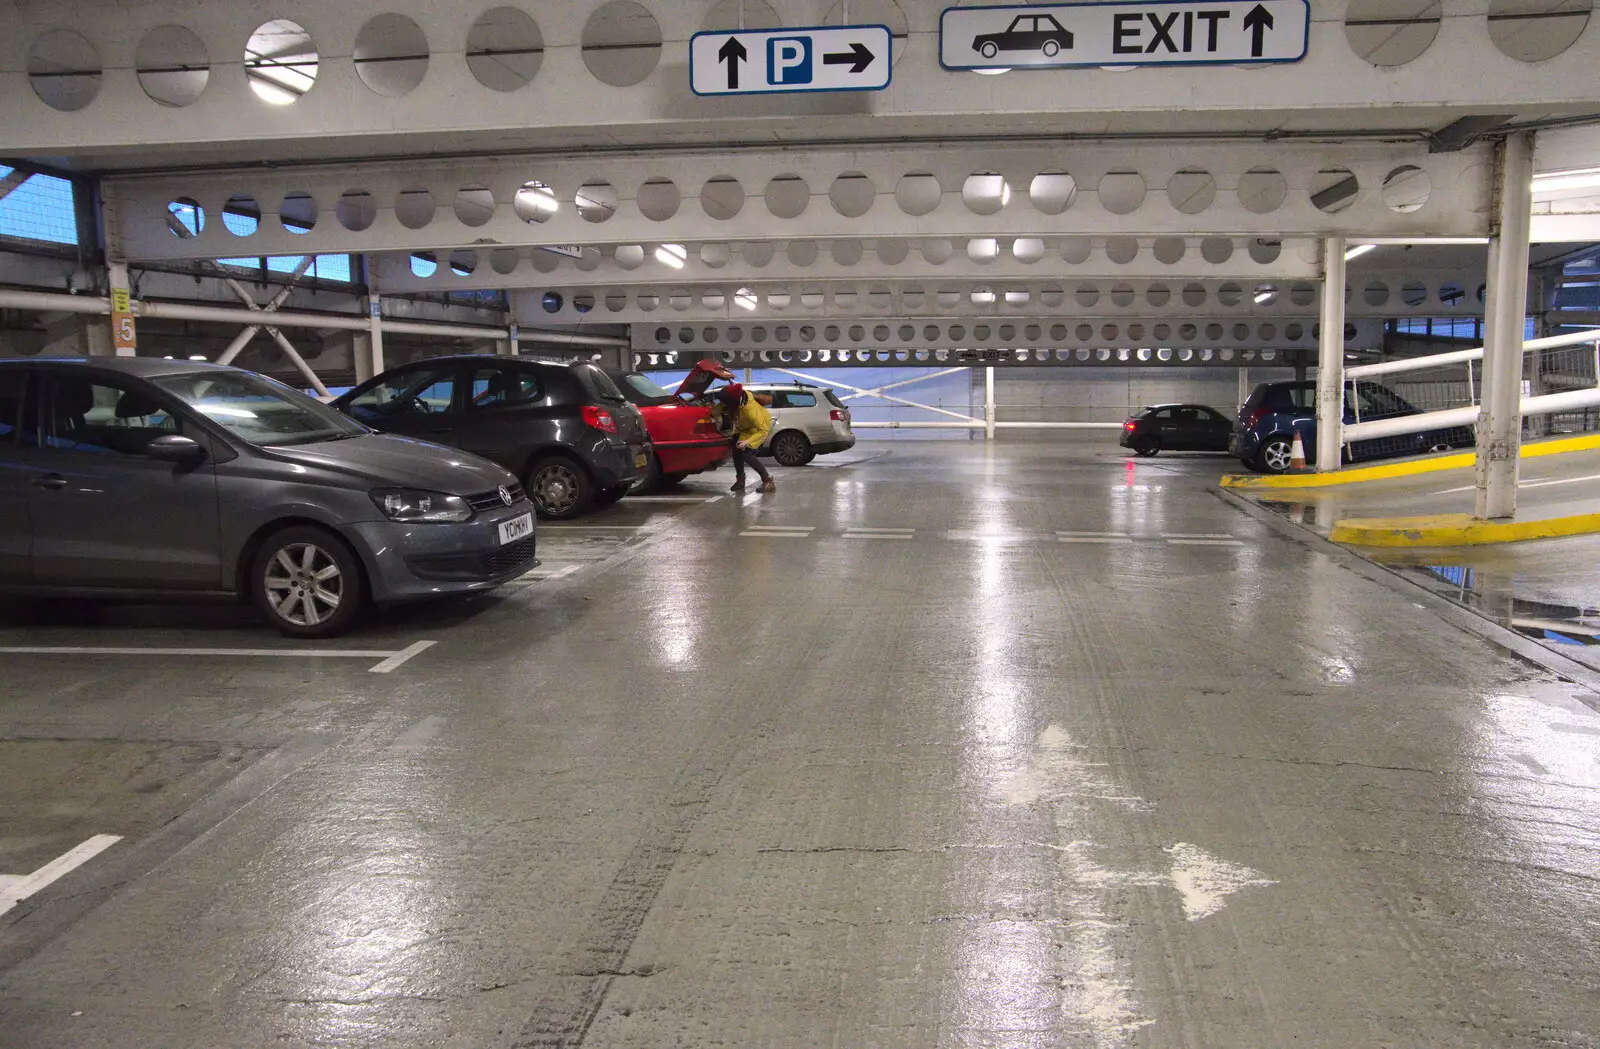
[581,405,618,434]
[830,409,847,421]
[1124,420,1136,431]
[1245,407,1269,428]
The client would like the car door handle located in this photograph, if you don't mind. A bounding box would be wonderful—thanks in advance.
[32,474,67,490]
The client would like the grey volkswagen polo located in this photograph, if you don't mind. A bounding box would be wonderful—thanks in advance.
[0,357,535,637]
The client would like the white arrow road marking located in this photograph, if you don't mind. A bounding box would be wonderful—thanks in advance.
[998,725,1153,809]
[993,725,1279,1042]
[1164,842,1278,921]
[1,835,123,915]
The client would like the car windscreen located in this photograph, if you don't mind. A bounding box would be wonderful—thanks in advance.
[151,371,367,447]
[576,364,627,402]
[1350,382,1415,418]
[621,373,675,404]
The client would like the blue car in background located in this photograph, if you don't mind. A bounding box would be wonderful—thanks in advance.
[1233,379,1474,473]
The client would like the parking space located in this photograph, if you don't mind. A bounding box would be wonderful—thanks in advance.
[5,443,1597,1047]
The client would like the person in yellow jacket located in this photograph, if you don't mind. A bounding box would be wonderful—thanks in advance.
[714,382,776,493]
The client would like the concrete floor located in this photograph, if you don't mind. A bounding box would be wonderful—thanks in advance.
[2,443,1598,1048]
[1243,447,1600,673]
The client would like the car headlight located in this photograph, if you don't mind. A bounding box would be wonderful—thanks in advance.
[371,488,472,522]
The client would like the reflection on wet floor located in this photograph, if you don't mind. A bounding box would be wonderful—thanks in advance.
[1389,560,1600,670]
[1257,498,1334,532]
[1253,495,1600,671]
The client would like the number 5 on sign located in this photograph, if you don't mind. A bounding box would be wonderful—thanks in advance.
[112,312,136,351]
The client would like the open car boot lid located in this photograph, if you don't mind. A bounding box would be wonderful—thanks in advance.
[674,359,734,398]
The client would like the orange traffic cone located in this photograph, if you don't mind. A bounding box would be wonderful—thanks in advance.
[1289,432,1307,470]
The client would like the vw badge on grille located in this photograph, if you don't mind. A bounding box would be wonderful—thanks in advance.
[498,486,513,506]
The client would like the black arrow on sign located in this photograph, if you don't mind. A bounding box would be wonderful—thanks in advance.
[823,41,876,74]
[1243,3,1274,58]
[718,36,747,89]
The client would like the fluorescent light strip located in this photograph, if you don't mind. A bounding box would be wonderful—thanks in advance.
[1344,243,1377,261]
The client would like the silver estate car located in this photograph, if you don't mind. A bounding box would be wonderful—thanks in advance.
[743,382,856,467]
[0,358,536,637]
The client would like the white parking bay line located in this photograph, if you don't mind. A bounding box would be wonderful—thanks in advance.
[1167,538,1246,546]
[744,524,815,532]
[740,530,812,538]
[843,532,914,540]
[0,641,437,674]
[1058,536,1133,544]
[1,835,122,915]
[1057,531,1130,538]
[1160,533,1238,539]
[622,495,721,503]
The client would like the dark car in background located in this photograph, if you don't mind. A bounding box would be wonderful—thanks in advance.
[0,357,535,638]
[1233,379,1475,473]
[1120,403,1233,457]
[334,356,649,518]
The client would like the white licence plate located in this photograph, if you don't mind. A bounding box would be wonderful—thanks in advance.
[497,512,533,546]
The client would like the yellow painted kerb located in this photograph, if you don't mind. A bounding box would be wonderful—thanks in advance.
[1219,432,1600,490]
[1329,511,1600,547]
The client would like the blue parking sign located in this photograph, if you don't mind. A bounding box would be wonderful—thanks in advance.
[767,37,812,85]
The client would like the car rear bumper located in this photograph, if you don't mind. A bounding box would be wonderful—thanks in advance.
[587,439,650,489]
[654,438,729,475]
[814,435,856,454]
[346,503,537,604]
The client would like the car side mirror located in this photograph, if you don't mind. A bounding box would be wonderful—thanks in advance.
[145,434,207,463]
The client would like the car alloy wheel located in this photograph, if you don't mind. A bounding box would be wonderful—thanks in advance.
[1427,441,1452,454]
[771,430,813,467]
[1260,437,1294,473]
[253,526,364,638]
[263,542,345,628]
[529,457,591,518]
[1134,435,1160,457]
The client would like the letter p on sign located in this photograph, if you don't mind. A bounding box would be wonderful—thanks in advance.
[767,37,812,84]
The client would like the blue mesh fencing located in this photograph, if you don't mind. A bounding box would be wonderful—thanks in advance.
[0,166,78,245]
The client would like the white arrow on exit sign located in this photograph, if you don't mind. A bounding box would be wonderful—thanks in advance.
[941,1,1309,71]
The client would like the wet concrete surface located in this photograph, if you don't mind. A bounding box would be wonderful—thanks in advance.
[2,443,1599,1047]
[1246,448,1600,681]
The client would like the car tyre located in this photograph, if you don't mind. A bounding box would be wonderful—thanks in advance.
[770,430,815,467]
[1256,435,1295,474]
[252,525,364,639]
[1042,39,1060,57]
[595,485,628,507]
[1133,435,1160,457]
[527,455,593,519]
[638,452,666,493]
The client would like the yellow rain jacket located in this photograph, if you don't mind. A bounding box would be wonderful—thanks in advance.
[716,393,774,450]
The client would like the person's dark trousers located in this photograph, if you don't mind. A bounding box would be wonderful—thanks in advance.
[731,439,771,486]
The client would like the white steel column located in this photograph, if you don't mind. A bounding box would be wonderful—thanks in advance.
[1237,367,1251,410]
[1475,132,1535,520]
[1316,237,1346,472]
[984,367,996,441]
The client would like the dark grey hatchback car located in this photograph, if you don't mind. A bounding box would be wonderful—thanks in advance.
[0,358,536,637]
[333,356,650,519]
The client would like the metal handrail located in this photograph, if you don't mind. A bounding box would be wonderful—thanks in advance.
[1346,327,1600,379]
